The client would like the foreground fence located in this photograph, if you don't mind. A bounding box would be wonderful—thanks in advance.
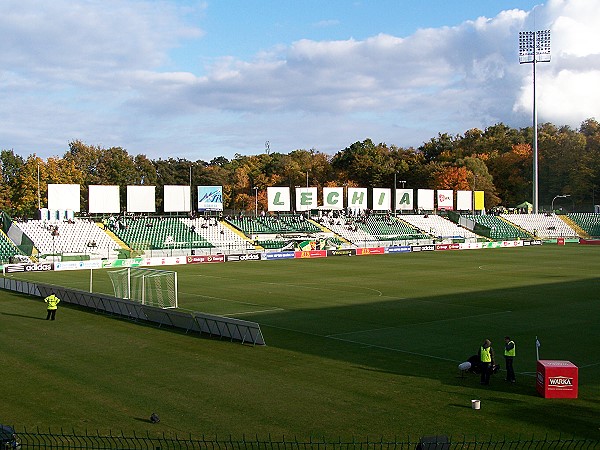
[8,429,600,450]
[0,277,265,345]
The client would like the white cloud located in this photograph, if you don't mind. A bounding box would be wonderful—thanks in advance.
[0,0,598,160]
[513,0,600,124]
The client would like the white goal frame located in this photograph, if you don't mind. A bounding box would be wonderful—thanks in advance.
[108,267,178,309]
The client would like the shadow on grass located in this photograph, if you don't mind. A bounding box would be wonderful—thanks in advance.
[0,311,46,320]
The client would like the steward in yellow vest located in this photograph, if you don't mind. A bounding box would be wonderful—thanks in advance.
[504,336,516,383]
[478,339,495,385]
[44,293,61,321]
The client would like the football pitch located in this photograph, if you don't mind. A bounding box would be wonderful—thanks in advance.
[2,245,600,440]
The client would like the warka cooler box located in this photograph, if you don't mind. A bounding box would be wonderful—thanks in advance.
[536,360,578,398]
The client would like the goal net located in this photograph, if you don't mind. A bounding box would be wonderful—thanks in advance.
[108,267,178,309]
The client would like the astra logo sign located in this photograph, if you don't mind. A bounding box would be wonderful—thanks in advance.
[548,376,574,388]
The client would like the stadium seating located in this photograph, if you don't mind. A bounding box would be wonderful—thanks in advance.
[0,231,24,263]
[110,217,213,250]
[568,213,600,237]
[313,213,429,246]
[462,214,531,240]
[399,214,480,240]
[14,219,121,258]
[180,217,254,251]
[501,214,579,239]
[226,214,321,235]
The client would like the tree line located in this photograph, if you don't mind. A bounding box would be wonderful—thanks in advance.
[2,118,599,217]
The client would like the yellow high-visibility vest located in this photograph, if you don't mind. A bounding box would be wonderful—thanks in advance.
[504,341,516,357]
[480,346,491,363]
[45,295,60,310]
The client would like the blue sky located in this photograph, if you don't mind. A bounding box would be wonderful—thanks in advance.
[1,0,599,161]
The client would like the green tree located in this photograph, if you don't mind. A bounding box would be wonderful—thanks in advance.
[331,139,396,187]
[0,150,25,213]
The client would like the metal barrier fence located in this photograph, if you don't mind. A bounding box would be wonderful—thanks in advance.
[0,277,265,346]
[8,429,600,450]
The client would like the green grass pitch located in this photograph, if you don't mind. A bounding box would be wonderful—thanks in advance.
[2,244,599,440]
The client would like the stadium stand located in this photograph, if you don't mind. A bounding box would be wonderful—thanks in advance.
[109,216,213,251]
[501,213,579,239]
[363,214,430,240]
[315,214,380,246]
[227,214,321,235]
[568,213,600,237]
[462,214,531,240]
[180,217,255,251]
[312,212,429,246]
[0,230,24,263]
[399,214,480,240]
[14,218,121,259]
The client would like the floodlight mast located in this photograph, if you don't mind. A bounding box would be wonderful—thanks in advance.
[520,30,551,214]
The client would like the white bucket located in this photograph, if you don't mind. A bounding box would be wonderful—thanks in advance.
[471,399,481,410]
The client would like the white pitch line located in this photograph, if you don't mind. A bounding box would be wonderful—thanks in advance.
[178,290,273,308]
[222,308,285,316]
[264,323,461,364]
[327,310,512,338]
[578,361,600,369]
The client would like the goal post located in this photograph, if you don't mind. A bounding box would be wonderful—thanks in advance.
[108,267,178,309]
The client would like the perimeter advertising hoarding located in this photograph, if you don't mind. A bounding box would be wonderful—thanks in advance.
[459,242,483,250]
[294,250,327,259]
[355,247,385,256]
[226,253,263,262]
[411,244,435,252]
[327,249,356,257]
[197,186,223,211]
[4,263,54,273]
[103,256,186,268]
[435,243,460,251]
[386,246,411,254]
[264,252,295,260]
[186,255,225,264]
[54,260,103,271]
[501,240,524,248]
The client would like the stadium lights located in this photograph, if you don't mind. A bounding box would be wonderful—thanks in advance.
[519,29,551,214]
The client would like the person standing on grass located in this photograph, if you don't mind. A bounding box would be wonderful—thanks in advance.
[44,293,60,320]
[504,336,516,383]
[478,339,495,385]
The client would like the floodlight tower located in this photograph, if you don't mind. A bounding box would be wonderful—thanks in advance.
[519,30,551,214]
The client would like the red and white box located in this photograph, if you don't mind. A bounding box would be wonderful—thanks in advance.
[536,360,578,398]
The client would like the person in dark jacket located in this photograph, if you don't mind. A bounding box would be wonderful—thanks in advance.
[478,339,495,385]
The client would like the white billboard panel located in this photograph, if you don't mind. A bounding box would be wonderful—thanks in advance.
[268,187,290,212]
[323,187,344,209]
[89,185,120,214]
[437,189,454,211]
[295,187,317,211]
[48,184,80,212]
[197,186,223,211]
[417,189,435,211]
[127,186,156,213]
[164,185,191,212]
[372,188,391,211]
[348,188,368,210]
[456,190,472,211]
[395,189,414,211]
